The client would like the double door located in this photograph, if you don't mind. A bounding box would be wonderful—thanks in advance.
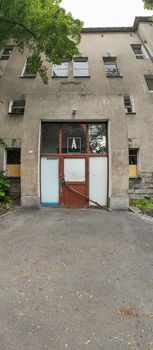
[41,155,107,208]
[40,123,108,208]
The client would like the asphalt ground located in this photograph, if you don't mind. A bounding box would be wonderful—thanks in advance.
[0,208,153,350]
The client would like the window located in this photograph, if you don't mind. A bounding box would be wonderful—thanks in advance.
[145,75,153,91]
[103,57,120,77]
[9,100,25,115]
[73,58,90,77]
[41,123,59,153]
[52,61,68,77]
[131,44,149,59]
[129,149,138,177]
[143,42,153,58]
[89,123,107,154]
[21,58,37,78]
[0,46,14,60]
[6,149,21,177]
[62,123,86,153]
[123,96,135,114]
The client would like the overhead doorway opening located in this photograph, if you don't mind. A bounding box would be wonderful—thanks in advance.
[40,122,108,208]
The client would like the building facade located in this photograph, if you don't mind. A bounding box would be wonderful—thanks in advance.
[0,17,153,210]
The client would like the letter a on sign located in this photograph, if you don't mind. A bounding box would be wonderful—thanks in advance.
[71,138,77,149]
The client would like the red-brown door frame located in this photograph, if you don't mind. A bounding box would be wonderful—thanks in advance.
[40,122,109,207]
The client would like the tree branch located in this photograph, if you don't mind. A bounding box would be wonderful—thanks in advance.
[0,16,37,39]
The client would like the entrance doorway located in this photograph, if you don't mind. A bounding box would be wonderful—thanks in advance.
[40,122,108,208]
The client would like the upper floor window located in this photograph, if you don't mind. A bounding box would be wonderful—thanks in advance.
[21,58,37,78]
[123,96,135,114]
[103,57,120,77]
[89,123,107,154]
[73,58,90,77]
[143,42,153,59]
[8,100,26,115]
[131,44,149,59]
[52,61,68,77]
[0,46,14,60]
[144,75,153,92]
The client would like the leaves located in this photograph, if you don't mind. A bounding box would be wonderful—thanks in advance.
[0,0,83,83]
[0,138,7,148]
[143,0,153,10]
[0,171,11,203]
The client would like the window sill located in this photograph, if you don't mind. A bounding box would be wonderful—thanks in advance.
[126,112,136,115]
[20,75,36,79]
[8,112,24,116]
[52,76,68,78]
[129,175,141,179]
[0,57,9,61]
[8,176,20,178]
[106,74,123,78]
[73,75,91,78]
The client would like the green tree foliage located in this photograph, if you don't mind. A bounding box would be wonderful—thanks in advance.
[0,138,7,148]
[0,170,10,203]
[0,0,83,83]
[143,0,153,10]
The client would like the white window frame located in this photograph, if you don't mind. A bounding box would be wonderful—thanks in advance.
[143,42,153,59]
[73,58,90,77]
[131,44,149,59]
[52,61,68,78]
[123,95,135,114]
[103,57,121,77]
[145,75,153,92]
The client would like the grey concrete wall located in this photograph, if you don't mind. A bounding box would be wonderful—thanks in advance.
[0,19,153,208]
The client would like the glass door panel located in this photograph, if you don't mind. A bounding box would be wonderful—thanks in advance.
[41,157,59,205]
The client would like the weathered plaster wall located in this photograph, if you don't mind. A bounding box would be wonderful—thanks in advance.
[0,19,153,208]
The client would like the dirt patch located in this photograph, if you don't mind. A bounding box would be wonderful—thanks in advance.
[0,197,20,217]
[0,207,8,216]
[140,208,153,217]
[116,305,138,318]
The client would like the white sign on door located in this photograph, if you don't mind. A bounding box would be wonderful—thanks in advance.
[67,137,81,153]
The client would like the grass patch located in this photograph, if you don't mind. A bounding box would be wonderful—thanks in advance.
[130,199,153,209]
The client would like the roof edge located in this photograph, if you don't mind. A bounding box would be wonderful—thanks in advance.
[81,16,152,33]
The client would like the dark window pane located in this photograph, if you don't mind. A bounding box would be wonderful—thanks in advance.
[7,149,20,164]
[0,46,13,60]
[89,123,107,154]
[62,123,86,153]
[124,96,133,113]
[145,77,153,91]
[13,100,25,107]
[129,149,138,164]
[131,44,146,59]
[41,123,59,153]
[10,100,25,114]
